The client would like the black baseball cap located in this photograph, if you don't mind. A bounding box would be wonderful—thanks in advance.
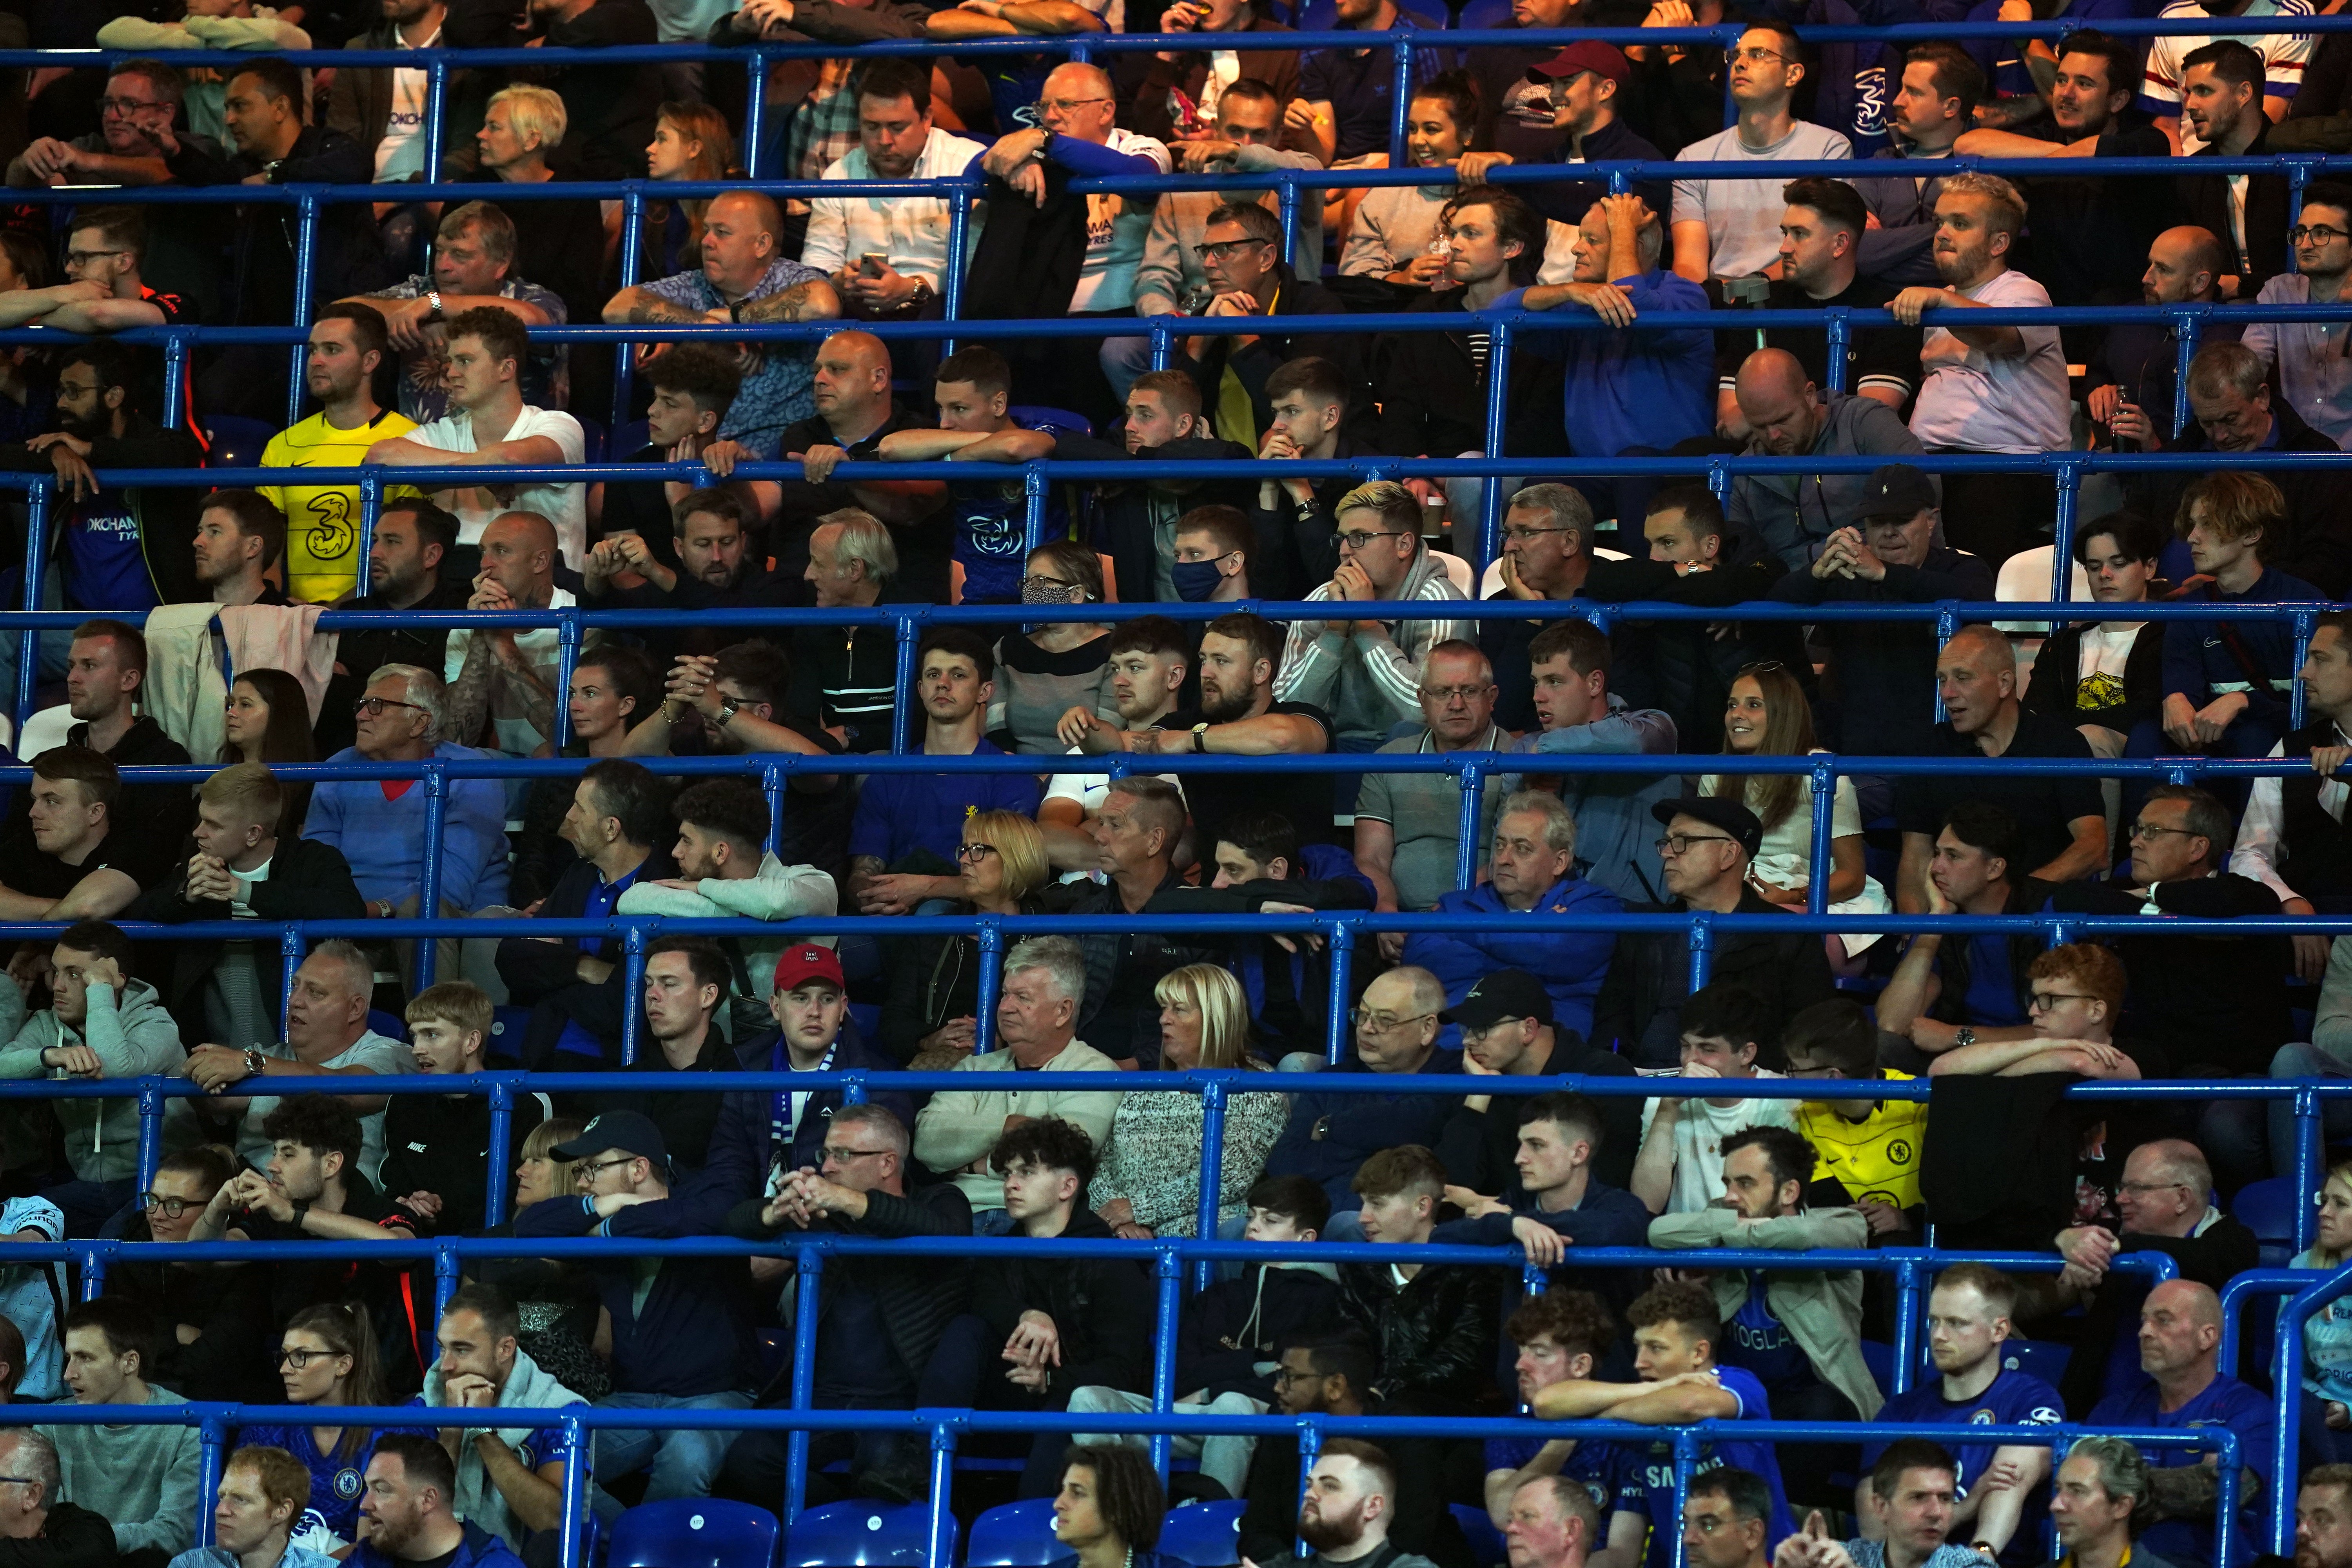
[1859,463,1938,523]
[1443,969,1555,1033]
[552,1110,669,1166]
[1651,796,1763,861]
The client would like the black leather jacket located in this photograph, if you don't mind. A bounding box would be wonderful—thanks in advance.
[1336,1259,1502,1410]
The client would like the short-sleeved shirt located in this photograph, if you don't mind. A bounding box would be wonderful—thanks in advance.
[232,1031,415,1184]
[60,481,160,615]
[403,405,588,570]
[640,256,829,452]
[235,1421,431,1552]
[2140,0,2313,143]
[1715,275,1921,407]
[1354,724,1511,913]
[847,740,1047,868]
[1893,707,2103,882]
[1298,13,1443,162]
[1621,1365,1795,1568]
[2089,1374,2278,1568]
[1862,1368,2063,1501]
[1671,122,1855,279]
[369,274,568,424]
[1908,269,2072,454]
[1639,1082,1801,1214]
[259,408,421,603]
[1796,1071,1928,1210]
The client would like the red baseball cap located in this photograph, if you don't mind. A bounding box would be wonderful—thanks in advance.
[773,943,846,994]
[1529,40,1630,86]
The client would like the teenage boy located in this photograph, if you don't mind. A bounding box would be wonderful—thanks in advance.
[380,982,544,1235]
[1630,986,1799,1216]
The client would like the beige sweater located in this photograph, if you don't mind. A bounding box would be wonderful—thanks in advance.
[913,1038,1126,1209]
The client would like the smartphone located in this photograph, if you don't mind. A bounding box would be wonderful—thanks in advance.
[859,252,889,277]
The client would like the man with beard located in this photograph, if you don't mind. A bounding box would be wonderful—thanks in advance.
[349,1437,524,1568]
[260,304,417,605]
[2244,186,2352,446]
[2089,228,2236,454]
[0,206,199,435]
[2175,42,2292,297]
[1245,1440,1439,1568]
[1895,175,2071,569]
[585,488,793,663]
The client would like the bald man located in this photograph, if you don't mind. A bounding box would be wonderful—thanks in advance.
[445,510,595,755]
[604,189,842,458]
[2090,227,2236,452]
[1726,347,1930,570]
[2085,1278,2275,1568]
[1892,623,2107,909]
[770,330,948,588]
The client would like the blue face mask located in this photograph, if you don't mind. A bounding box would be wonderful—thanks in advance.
[1170,558,1227,602]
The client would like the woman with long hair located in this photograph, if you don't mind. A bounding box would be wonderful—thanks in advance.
[884,811,1055,1063]
[989,539,1118,755]
[2297,1161,2352,1461]
[1092,964,1286,1238]
[635,102,735,274]
[238,1303,421,1552]
[221,668,318,840]
[1701,661,1889,963]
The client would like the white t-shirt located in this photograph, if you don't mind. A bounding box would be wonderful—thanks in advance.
[1671,122,1854,279]
[1072,128,1175,313]
[2073,621,2145,713]
[1907,269,2072,454]
[1639,1070,1800,1214]
[406,405,587,569]
[1041,749,1185,816]
[1697,764,1862,893]
[373,25,438,181]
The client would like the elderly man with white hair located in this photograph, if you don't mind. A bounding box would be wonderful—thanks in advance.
[912,936,1123,1230]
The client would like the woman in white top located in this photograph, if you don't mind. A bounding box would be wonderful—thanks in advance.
[1700,662,1890,962]
[1340,73,1577,287]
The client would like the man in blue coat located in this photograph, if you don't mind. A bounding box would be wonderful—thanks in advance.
[1402,791,1621,1042]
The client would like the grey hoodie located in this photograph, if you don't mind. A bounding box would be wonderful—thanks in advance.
[1273,547,1470,748]
[421,1347,586,1550]
[42,1382,203,1557]
[1726,391,1931,572]
[0,978,185,1182]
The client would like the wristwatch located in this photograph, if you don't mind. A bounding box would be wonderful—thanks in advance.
[1191,722,1209,753]
[717,697,743,726]
[242,1048,268,1081]
[425,289,445,322]
[1954,1026,1977,1048]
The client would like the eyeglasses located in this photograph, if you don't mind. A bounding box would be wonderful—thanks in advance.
[279,1348,341,1370]
[1336,529,1410,551]
[354,695,430,719]
[98,97,165,115]
[1032,96,1112,117]
[1420,685,1490,704]
[55,381,98,400]
[577,1156,637,1179]
[1350,1007,1434,1033]
[1655,833,1737,856]
[2028,991,2097,1012]
[1501,524,1574,543]
[1271,1367,1321,1387]
[138,1192,198,1219]
[2118,1180,2190,1196]
[822,1145,891,1163]
[956,841,1000,863]
[1731,45,1792,63]
[2127,821,2199,841]
[1194,238,1274,260]
[2293,225,2351,244]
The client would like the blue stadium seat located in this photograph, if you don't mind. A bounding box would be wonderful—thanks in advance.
[203,414,278,469]
[783,1502,940,1568]
[486,1005,532,1067]
[1451,1503,1507,1568]
[367,1009,409,1044]
[2234,1176,2303,1267]
[965,1498,1061,1566]
[1160,1499,1245,1568]
[608,1499,780,1568]
[2001,1339,2073,1385]
[1008,405,1094,439]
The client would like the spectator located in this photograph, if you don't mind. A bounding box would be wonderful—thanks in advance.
[1435,1090,1651,1280]
[382,982,541,1235]
[188,490,288,609]
[42,1297,202,1561]
[238,1305,419,1553]
[1239,1341,1409,1562]
[1512,195,1715,472]
[348,1437,526,1568]
[847,630,1045,913]
[2288,1473,2352,1568]
[513,1112,755,1503]
[1894,626,2107,910]
[1263,966,1461,1221]
[913,938,1124,1223]
[1045,616,1192,825]
[0,749,170,924]
[257,304,417,605]
[1499,1475,1607,1568]
[1338,1145,1503,1415]
[2045,1439,2160,1568]
[617,779,835,1000]
[326,0,462,186]
[718,1104,969,1509]
[365,308,588,570]
[1274,481,1469,753]
[1896,175,2071,566]
[590,345,746,565]
[495,758,675,1069]
[2089,229,2238,457]
[1245,356,1381,600]
[1630,984,1801,1216]
[1529,1283,1795,1546]
[1119,0,1302,139]
[2174,42,2291,298]
[804,61,985,339]
[1355,641,1510,919]
[453,85,615,342]
[1481,1292,1645,1543]
[170,1443,335,1568]
[1671,23,1855,281]
[1466,42,1672,228]
[1730,347,1929,572]
[918,1117,1153,1498]
[508,646,661,909]
[164,59,385,419]
[792,510,902,751]
[770,331,947,592]
[218,671,318,838]
[1704,661,1880,938]
[1067,1178,1341,1500]
[1437,973,1642,1196]
[989,541,1118,753]
[32,621,197,857]
[1782,1442,1983,1568]
[411,1282,581,1556]
[306,663,512,919]
[1780,1000,1925,1233]
[1876,805,2062,1054]
[1293,0,1443,170]
[353,202,565,426]
[2145,2,2310,154]
[1133,79,1323,338]
[1181,201,1354,449]
[0,206,197,432]
[2084,1282,2274,1568]
[1087,389,1262,606]
[2142,343,2352,597]
[1176,812,1376,1056]
[1638,492,1808,731]
[1769,466,1995,762]
[2023,511,2169,768]
[2244,184,2352,445]
[1859,1266,2062,1559]
[575,939,748,1165]
[2238,612,2352,989]
[127,762,365,1057]
[2164,473,2327,767]
[1344,77,1535,289]
[1091,965,1287,1239]
[1048,1445,1179,1568]
[0,1429,116,1566]
[103,1147,274,1405]
[318,502,470,755]
[2298,1175,2352,1461]
[880,812,1053,1065]
[167,942,409,1181]
[1250,1441,1441,1568]
[9,60,211,192]
[872,348,1076,606]
[1403,791,1621,1040]
[1855,46,1983,284]
[1593,804,1837,1067]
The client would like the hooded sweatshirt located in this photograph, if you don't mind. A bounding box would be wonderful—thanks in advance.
[0,978,184,1181]
[1273,548,1470,749]
[616,852,838,997]
[416,1348,586,1552]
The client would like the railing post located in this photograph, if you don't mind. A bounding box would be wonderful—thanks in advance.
[1805,757,1837,916]
[1150,319,1176,374]
[195,1416,230,1548]
[356,468,383,599]
[162,332,187,432]
[612,181,648,433]
[1324,916,1357,1065]
[890,614,920,755]
[2289,158,2314,281]
[484,1077,515,1229]
[927,1424,960,1567]
[416,761,448,990]
[1822,309,1851,396]
[1477,321,1514,576]
[1933,603,1960,724]
[944,185,973,327]
[422,59,449,187]
[1686,913,1715,991]
[2298,1084,2323,1255]
[785,1245,824,1524]
[280,926,305,1032]
[434,1244,461,1325]
[14,476,49,741]
[840,1070,869,1106]
[560,1413,592,1568]
[1454,759,1485,894]
[2294,609,2318,731]
[1386,36,1415,168]
[77,1240,107,1303]
[1669,1428,1700,1568]
[1891,1255,1923,1396]
[1294,1417,1325,1559]
[1194,1078,1229,1291]
[1150,1247,1184,1479]
[2171,304,2201,441]
[974,918,1004,1053]
[553,606,582,749]
[1278,176,1302,267]
[618,923,648,1066]
[2049,460,2080,603]
[288,189,322,426]
[135,1082,166,1202]
[742,46,771,181]
[763,761,788,859]
[1023,461,1050,556]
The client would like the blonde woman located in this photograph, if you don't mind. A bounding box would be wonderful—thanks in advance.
[1092,965,1287,1238]
[883,812,1055,1064]
[2297,1161,2352,1461]
[479,1117,609,1399]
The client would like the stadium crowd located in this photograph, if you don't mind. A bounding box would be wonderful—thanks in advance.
[0,2,2348,1566]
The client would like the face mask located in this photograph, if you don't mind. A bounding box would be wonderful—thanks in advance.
[1170,558,1227,602]
[1020,579,1078,606]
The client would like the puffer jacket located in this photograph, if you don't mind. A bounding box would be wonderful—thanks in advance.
[1336,1257,1503,1410]
[971,1207,1156,1401]
[0,979,183,1181]
[1402,873,1621,1042]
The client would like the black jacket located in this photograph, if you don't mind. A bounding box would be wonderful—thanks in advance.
[0,1502,116,1568]
[1436,1035,1641,1194]
[1373,287,1568,463]
[2045,873,2290,1076]
[498,845,680,1067]
[0,412,205,607]
[125,834,369,1045]
[1769,546,2000,756]
[2180,117,2292,297]
[2274,717,2352,902]
[1178,1263,1347,1400]
[1183,266,1364,446]
[1336,1257,1502,1410]
[729,1181,973,1388]
[2136,399,2352,597]
[1056,433,1259,610]
[165,124,387,319]
[1036,870,1228,1067]
[2023,620,2165,736]
[971,1207,1156,1401]
[1245,431,1395,600]
[1590,887,1838,1069]
[318,574,474,754]
[517,0,664,181]
[381,1091,548,1236]
[100,1218,280,1404]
